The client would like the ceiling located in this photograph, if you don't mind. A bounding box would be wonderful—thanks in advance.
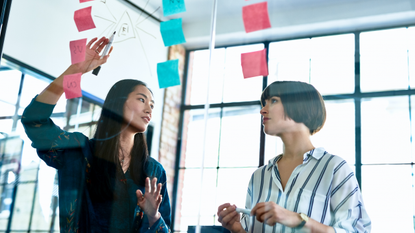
[127,0,415,49]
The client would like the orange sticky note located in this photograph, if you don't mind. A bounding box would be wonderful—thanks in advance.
[241,49,268,78]
[242,2,271,33]
[74,6,96,32]
[63,73,82,99]
[70,38,87,64]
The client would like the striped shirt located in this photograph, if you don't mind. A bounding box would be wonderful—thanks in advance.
[241,147,371,233]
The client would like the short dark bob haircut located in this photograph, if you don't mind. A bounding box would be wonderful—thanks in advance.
[260,81,326,135]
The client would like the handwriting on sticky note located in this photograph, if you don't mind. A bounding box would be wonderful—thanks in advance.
[162,0,186,17]
[63,73,82,99]
[241,49,268,78]
[160,18,186,47]
[242,2,271,33]
[74,6,96,32]
[70,38,87,64]
[157,59,181,89]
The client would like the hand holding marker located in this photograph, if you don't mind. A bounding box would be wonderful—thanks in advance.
[92,31,115,75]
[235,207,252,215]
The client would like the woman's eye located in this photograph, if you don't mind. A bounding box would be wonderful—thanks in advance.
[150,105,154,109]
[138,98,145,103]
[271,99,278,103]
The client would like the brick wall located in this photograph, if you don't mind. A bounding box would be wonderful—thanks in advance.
[158,45,186,228]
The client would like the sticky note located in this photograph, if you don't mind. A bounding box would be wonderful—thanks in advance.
[63,73,82,99]
[242,2,271,33]
[160,18,186,47]
[80,0,93,2]
[241,49,268,78]
[69,38,87,64]
[157,59,181,88]
[74,6,96,32]
[162,0,186,17]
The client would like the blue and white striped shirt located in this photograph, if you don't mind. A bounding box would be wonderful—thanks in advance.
[241,147,371,233]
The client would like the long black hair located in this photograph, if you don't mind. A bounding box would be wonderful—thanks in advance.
[89,79,152,200]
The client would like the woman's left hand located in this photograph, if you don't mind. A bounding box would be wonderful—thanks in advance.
[251,202,301,228]
[136,177,163,226]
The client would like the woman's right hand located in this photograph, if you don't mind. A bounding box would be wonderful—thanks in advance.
[73,36,113,74]
[217,203,245,233]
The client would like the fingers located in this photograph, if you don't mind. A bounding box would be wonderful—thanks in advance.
[136,189,144,205]
[151,177,157,194]
[145,177,151,193]
[86,37,98,49]
[217,203,232,216]
[91,37,108,54]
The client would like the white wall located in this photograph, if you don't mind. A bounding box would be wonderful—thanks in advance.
[3,0,168,159]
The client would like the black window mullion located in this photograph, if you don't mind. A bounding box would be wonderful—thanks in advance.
[354,32,362,189]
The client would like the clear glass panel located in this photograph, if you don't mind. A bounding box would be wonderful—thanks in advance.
[0,102,15,117]
[360,28,409,92]
[362,165,413,232]
[0,120,13,134]
[268,34,354,95]
[408,27,415,89]
[11,183,35,230]
[311,99,355,164]
[0,70,21,106]
[361,96,411,164]
[219,105,261,167]
[268,38,311,85]
[187,49,226,105]
[182,109,221,168]
[309,34,355,95]
[216,167,257,222]
[19,74,49,110]
[222,44,264,103]
[177,168,218,232]
[32,166,58,230]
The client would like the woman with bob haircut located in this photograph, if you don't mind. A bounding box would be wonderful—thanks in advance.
[21,37,170,232]
[218,81,371,233]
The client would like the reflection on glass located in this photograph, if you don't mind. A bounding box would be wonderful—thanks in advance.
[182,109,221,168]
[10,183,35,230]
[361,96,411,163]
[187,49,226,105]
[268,34,354,95]
[362,165,413,232]
[311,99,355,164]
[222,44,264,103]
[219,106,261,167]
[360,28,409,92]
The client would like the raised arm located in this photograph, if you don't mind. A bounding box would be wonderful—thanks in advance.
[36,37,112,105]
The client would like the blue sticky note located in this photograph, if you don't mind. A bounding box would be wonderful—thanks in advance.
[160,18,186,47]
[162,0,186,17]
[157,59,181,89]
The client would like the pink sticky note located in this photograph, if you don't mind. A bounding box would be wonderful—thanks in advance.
[74,6,96,32]
[63,73,82,99]
[70,38,87,64]
[242,2,271,33]
[80,0,93,2]
[241,49,268,79]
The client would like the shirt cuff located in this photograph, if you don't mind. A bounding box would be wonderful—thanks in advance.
[146,216,169,233]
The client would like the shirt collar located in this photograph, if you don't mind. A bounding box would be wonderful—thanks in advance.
[266,147,327,171]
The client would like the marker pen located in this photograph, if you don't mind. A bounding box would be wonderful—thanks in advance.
[92,31,115,76]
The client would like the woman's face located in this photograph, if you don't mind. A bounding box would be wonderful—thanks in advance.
[123,85,154,133]
[260,96,297,136]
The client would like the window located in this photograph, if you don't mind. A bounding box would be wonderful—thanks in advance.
[174,28,415,232]
[0,63,103,232]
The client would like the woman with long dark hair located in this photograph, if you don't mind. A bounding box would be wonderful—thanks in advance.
[22,37,170,232]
